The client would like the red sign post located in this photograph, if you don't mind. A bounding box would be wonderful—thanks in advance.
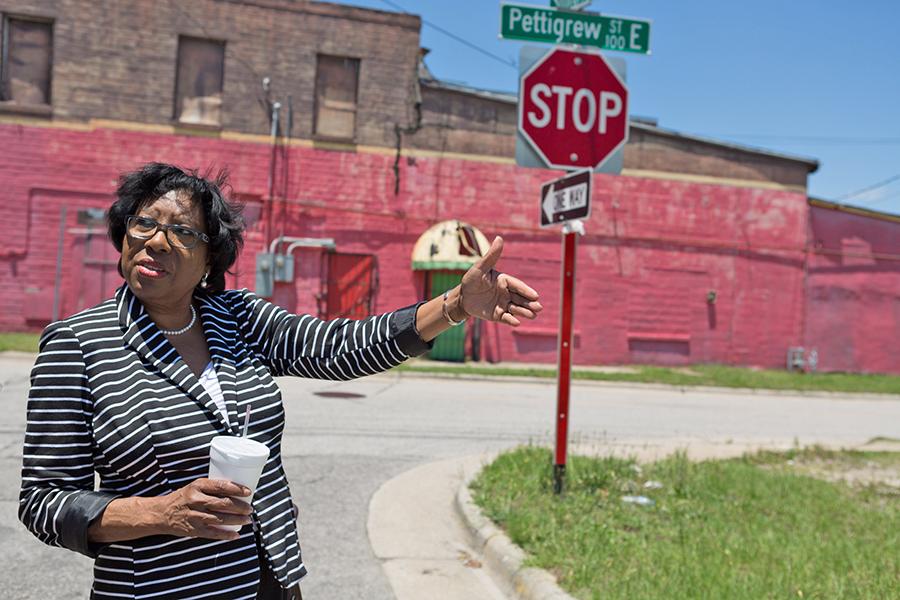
[554,225,578,493]
[520,48,629,494]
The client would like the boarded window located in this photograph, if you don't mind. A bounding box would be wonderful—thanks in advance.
[174,37,224,126]
[1,17,53,104]
[314,55,359,140]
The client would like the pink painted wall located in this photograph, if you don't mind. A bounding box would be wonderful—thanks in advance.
[805,206,900,373]
[3,122,893,372]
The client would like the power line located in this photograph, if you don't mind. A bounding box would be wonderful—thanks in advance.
[856,192,900,207]
[708,134,900,146]
[377,0,517,70]
[836,173,900,201]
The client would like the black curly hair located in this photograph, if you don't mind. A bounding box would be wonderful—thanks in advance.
[107,163,244,293]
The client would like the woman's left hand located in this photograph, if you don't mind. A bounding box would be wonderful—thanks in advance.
[460,236,543,326]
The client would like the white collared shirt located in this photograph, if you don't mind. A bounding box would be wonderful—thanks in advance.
[198,361,227,424]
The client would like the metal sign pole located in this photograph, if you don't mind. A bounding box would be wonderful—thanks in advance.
[553,220,579,494]
[506,0,638,496]
[52,205,67,323]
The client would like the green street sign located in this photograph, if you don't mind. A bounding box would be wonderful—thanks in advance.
[500,2,651,55]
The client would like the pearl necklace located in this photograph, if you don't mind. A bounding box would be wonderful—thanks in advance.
[160,305,197,336]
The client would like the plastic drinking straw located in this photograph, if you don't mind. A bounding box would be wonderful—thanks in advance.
[242,406,251,437]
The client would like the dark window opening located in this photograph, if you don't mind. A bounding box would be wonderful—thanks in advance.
[457,224,483,257]
[1,17,53,105]
[314,54,359,141]
[174,36,224,126]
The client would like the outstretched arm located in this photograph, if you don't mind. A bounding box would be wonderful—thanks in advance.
[234,291,431,380]
[235,236,542,380]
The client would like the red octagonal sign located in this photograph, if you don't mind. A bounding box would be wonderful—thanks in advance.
[519,48,628,171]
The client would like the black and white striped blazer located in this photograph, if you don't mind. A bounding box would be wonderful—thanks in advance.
[19,284,431,599]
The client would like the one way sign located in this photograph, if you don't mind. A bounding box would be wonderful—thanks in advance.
[540,169,592,228]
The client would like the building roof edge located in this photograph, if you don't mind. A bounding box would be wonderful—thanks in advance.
[421,77,820,172]
[630,121,820,172]
[808,197,900,223]
[224,0,421,30]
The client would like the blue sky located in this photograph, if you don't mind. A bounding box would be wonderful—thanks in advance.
[332,0,900,215]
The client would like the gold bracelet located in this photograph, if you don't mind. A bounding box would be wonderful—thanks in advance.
[442,290,467,326]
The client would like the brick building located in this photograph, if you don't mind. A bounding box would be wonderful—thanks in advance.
[1,0,897,372]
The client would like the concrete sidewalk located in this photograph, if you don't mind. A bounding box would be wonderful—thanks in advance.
[368,455,509,599]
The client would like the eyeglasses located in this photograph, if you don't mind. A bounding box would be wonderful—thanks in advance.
[125,215,210,249]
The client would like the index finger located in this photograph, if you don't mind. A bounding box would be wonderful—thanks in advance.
[202,478,252,498]
[206,495,254,516]
[502,274,539,301]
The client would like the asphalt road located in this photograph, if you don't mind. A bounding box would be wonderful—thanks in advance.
[1,352,897,599]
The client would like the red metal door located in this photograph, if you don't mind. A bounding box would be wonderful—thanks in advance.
[65,225,120,317]
[323,253,378,320]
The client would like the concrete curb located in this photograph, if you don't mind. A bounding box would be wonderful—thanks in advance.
[454,461,576,600]
[388,369,900,401]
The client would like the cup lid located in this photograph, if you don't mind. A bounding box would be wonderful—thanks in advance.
[210,435,270,462]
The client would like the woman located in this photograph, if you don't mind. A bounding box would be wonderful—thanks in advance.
[19,163,543,599]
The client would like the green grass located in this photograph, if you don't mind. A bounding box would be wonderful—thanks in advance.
[471,446,900,599]
[745,445,898,468]
[0,332,40,353]
[397,362,900,394]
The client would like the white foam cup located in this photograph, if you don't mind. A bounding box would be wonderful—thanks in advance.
[207,435,270,531]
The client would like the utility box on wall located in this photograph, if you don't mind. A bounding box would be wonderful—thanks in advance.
[274,254,295,282]
[256,239,335,298]
[255,252,296,296]
[256,253,275,297]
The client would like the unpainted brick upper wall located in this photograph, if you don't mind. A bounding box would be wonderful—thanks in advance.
[412,85,517,158]
[0,0,422,144]
[0,0,815,188]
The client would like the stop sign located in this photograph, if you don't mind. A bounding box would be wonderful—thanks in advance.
[519,48,628,171]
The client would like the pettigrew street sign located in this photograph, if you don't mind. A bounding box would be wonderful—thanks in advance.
[500,2,651,54]
[540,170,591,227]
[519,47,629,171]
